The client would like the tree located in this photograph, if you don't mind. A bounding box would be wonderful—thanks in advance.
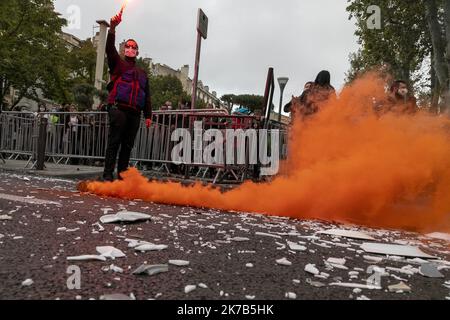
[346,0,430,83]
[149,75,190,110]
[220,94,236,113]
[0,0,70,110]
[347,0,450,113]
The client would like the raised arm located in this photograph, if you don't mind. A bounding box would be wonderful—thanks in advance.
[106,15,122,72]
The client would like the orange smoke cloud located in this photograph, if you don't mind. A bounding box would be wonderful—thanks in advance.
[85,73,450,233]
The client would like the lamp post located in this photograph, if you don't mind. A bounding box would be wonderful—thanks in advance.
[277,77,289,123]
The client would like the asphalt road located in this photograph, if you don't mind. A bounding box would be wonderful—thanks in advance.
[0,170,449,300]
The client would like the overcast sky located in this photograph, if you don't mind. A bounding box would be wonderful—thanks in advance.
[54,0,359,106]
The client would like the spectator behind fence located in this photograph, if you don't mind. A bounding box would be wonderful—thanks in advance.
[377,80,418,115]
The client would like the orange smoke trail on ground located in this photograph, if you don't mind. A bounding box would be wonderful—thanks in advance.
[85,73,450,233]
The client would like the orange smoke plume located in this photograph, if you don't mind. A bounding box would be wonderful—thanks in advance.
[84,73,450,233]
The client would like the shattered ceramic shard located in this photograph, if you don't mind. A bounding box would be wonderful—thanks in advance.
[330,282,381,290]
[132,264,169,276]
[246,263,254,268]
[169,260,190,267]
[198,283,208,289]
[306,278,325,288]
[109,265,124,273]
[360,243,435,259]
[255,232,282,239]
[96,246,126,259]
[245,295,256,300]
[317,229,375,241]
[276,258,292,266]
[67,255,107,262]
[287,241,307,252]
[228,237,250,242]
[419,264,444,278]
[388,282,411,293]
[100,293,133,300]
[285,292,297,299]
[100,211,152,224]
[21,279,33,287]
[184,285,197,294]
[327,258,346,265]
[135,243,168,252]
[426,232,450,242]
[0,215,13,221]
[363,255,384,263]
[305,264,320,275]
[353,288,362,294]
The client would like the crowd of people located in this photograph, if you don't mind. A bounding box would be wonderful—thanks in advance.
[284,70,418,123]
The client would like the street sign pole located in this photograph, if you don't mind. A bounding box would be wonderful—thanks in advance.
[191,9,208,110]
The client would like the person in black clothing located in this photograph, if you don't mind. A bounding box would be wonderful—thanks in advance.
[102,13,153,181]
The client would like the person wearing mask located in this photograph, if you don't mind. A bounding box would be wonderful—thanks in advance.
[381,80,418,115]
[102,13,153,181]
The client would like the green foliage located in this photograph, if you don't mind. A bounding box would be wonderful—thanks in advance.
[0,0,70,109]
[346,0,430,84]
[220,94,264,112]
[149,74,190,110]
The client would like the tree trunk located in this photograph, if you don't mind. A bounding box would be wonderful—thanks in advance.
[443,0,450,113]
[425,0,449,110]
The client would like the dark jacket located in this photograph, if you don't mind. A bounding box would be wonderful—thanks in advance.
[380,93,418,115]
[106,31,152,119]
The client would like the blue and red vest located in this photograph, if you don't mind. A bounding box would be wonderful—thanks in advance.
[108,68,147,111]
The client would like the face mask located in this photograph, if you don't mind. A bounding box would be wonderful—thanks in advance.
[398,88,408,97]
[124,43,138,58]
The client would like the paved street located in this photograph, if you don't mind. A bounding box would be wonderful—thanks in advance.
[0,170,449,300]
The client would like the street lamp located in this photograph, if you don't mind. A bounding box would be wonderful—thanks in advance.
[277,77,289,123]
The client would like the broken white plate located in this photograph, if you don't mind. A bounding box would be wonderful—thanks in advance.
[67,255,107,262]
[0,215,12,221]
[228,237,250,242]
[96,246,126,259]
[388,282,411,293]
[285,292,297,299]
[169,260,190,267]
[287,241,307,252]
[276,258,292,266]
[184,285,197,294]
[135,243,168,252]
[305,264,320,275]
[330,282,381,290]
[419,264,444,278]
[21,279,33,287]
[360,243,435,259]
[100,211,152,224]
[426,233,450,242]
[327,258,346,265]
[132,264,169,276]
[317,229,375,241]
[100,293,133,300]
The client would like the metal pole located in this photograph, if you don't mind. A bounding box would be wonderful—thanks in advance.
[191,32,202,109]
[278,87,285,123]
[36,116,48,170]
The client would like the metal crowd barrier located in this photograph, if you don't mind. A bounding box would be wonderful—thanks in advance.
[0,110,289,183]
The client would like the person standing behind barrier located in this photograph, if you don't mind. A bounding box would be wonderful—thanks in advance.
[378,80,418,115]
[68,105,81,164]
[102,13,153,181]
[298,71,336,118]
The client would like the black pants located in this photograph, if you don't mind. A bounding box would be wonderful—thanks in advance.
[103,107,141,179]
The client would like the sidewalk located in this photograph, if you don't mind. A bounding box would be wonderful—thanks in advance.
[0,159,103,180]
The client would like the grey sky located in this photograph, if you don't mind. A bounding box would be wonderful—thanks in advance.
[54,0,359,105]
